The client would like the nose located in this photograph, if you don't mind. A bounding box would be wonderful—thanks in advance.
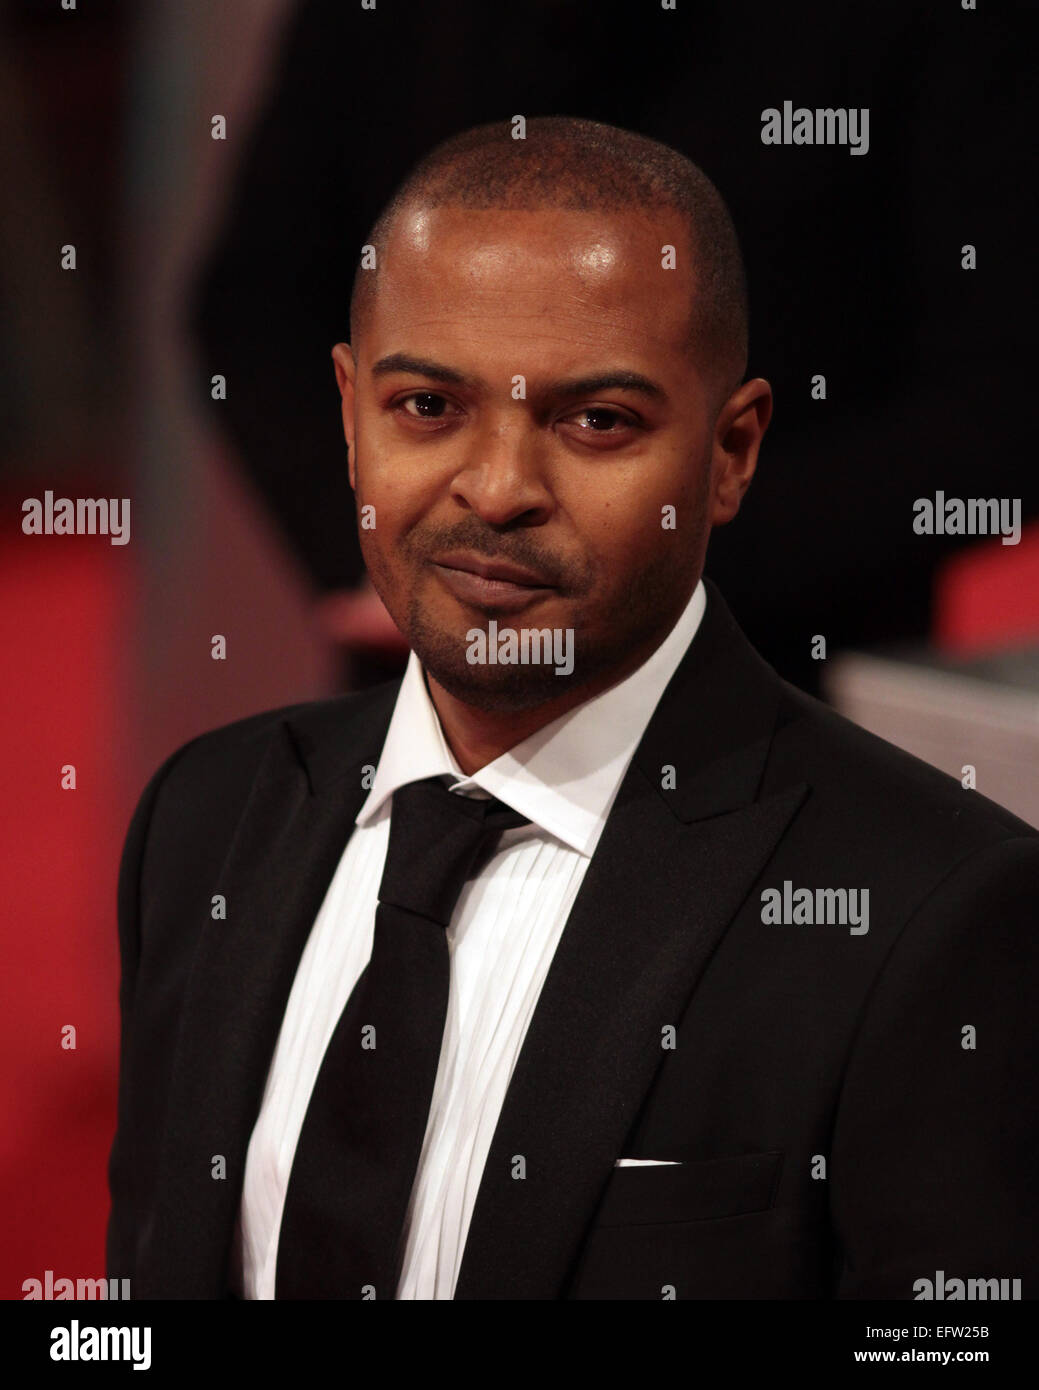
[449,419,554,527]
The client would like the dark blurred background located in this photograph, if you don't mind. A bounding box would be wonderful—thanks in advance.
[2,0,1035,1297]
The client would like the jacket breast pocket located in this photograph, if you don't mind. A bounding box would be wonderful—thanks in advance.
[567,1151,815,1298]
[594,1150,784,1228]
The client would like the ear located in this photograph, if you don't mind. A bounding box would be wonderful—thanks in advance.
[331,342,358,490]
[709,377,772,526]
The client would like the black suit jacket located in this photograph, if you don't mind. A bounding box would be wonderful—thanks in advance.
[106,581,1039,1298]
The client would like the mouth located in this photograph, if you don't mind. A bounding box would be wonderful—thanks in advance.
[431,550,558,612]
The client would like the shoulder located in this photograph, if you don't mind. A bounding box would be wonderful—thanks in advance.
[765,679,1037,900]
[774,677,1033,834]
[126,680,400,847]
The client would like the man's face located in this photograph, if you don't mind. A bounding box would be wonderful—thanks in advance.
[335,204,768,712]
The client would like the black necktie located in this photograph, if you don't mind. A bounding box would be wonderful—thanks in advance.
[274,776,529,1299]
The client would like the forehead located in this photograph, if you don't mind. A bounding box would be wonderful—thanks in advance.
[364,204,696,368]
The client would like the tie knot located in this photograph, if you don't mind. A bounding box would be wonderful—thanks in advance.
[378,777,529,926]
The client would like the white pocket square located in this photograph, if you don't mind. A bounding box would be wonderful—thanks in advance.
[614,1158,682,1166]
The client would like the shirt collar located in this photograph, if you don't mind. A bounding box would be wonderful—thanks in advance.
[356,579,707,857]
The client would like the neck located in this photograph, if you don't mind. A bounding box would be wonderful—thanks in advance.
[424,631,674,775]
[422,678,586,776]
[421,577,704,774]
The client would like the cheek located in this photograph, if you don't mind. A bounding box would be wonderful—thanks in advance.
[564,456,702,562]
[353,434,436,531]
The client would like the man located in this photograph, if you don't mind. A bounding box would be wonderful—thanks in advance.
[107,117,1039,1300]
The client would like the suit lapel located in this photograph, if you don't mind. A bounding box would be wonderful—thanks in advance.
[454,582,810,1298]
[141,689,396,1297]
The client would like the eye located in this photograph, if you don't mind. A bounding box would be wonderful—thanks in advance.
[561,406,639,435]
[396,391,460,420]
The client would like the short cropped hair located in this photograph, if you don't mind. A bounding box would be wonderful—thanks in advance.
[349,116,749,394]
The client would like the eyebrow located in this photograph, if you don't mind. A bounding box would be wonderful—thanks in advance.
[370,353,668,402]
[371,353,470,385]
[558,371,666,402]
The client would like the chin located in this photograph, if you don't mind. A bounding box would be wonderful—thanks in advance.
[407,620,572,710]
[424,661,577,715]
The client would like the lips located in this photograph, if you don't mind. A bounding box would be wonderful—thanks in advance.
[430,549,558,612]
[432,550,556,588]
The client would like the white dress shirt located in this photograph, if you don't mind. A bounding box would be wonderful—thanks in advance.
[232,579,707,1299]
